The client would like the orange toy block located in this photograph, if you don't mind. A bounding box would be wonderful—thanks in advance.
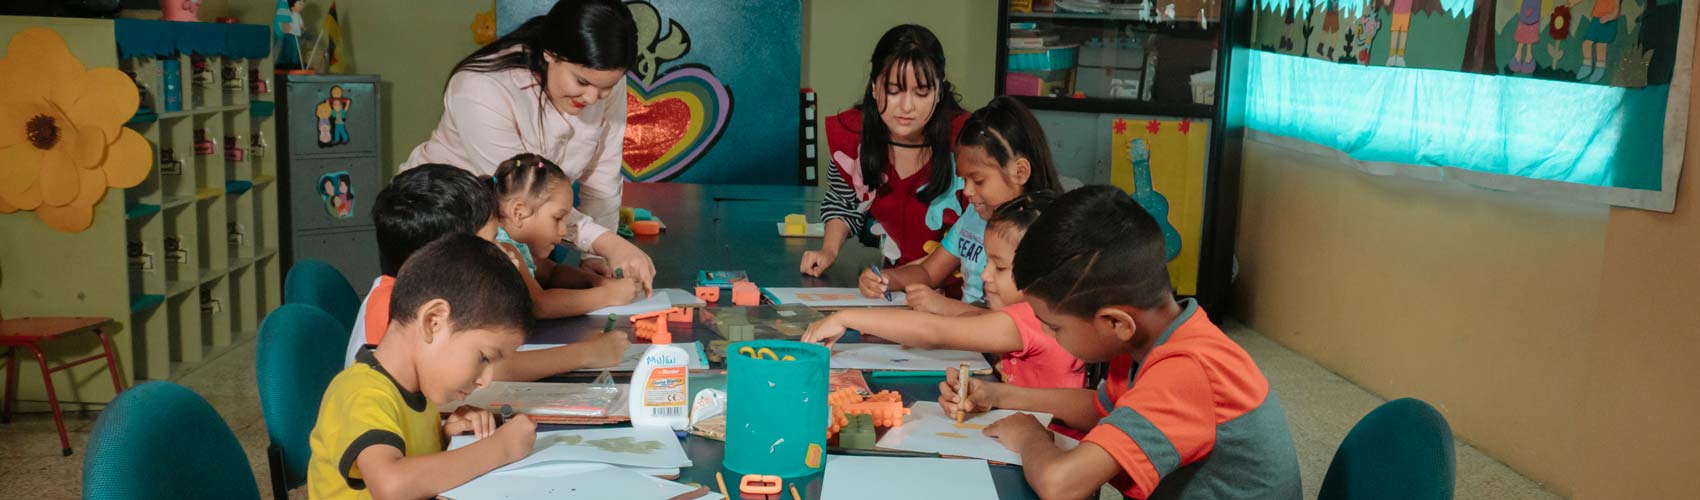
[631,307,683,344]
[695,286,720,303]
[826,388,910,428]
[669,307,695,323]
[731,282,760,306]
[632,220,662,236]
[739,475,783,496]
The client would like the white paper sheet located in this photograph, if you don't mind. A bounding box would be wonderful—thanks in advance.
[441,463,717,500]
[517,343,708,372]
[658,288,706,307]
[819,455,997,500]
[762,287,906,308]
[875,401,1078,465]
[586,292,675,317]
[828,343,993,372]
[449,426,691,474]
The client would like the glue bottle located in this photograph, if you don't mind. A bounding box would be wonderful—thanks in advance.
[629,343,690,430]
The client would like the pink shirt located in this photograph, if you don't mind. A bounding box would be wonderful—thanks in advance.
[997,302,1087,390]
[402,62,628,251]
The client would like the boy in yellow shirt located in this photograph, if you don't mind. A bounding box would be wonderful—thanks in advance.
[307,233,539,499]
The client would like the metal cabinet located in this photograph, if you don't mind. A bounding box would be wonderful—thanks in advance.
[277,74,383,288]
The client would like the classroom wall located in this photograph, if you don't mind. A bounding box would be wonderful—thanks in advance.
[1233,141,1609,495]
[1572,70,1700,497]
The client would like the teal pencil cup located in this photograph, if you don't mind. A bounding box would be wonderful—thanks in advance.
[724,340,829,479]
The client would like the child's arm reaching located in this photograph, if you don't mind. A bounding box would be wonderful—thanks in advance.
[540,259,604,290]
[803,308,1022,354]
[502,242,637,318]
[493,330,630,382]
[354,414,537,500]
[985,415,1121,500]
[903,284,986,316]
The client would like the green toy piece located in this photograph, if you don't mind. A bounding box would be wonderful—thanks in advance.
[839,414,876,449]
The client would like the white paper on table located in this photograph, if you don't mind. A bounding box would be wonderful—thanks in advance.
[658,288,706,307]
[441,462,717,500]
[587,292,674,317]
[776,221,827,237]
[828,343,993,372]
[448,426,691,474]
[875,401,1078,465]
[819,455,997,500]
[763,287,906,308]
[518,343,708,372]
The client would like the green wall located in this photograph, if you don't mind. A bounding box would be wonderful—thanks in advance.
[210,0,1000,182]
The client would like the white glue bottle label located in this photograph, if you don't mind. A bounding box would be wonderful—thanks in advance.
[628,343,690,430]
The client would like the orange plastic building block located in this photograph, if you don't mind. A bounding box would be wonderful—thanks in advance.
[826,388,910,428]
[695,286,720,303]
[739,475,783,495]
[631,307,683,344]
[731,282,760,306]
[632,219,661,236]
[669,307,694,323]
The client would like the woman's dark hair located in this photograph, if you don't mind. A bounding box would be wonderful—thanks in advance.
[957,96,1061,195]
[857,24,963,202]
[449,0,637,106]
[987,190,1058,240]
[1013,186,1172,316]
[491,153,571,205]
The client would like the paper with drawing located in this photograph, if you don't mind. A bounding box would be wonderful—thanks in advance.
[875,401,1076,465]
[819,455,996,500]
[828,343,992,372]
[448,426,691,474]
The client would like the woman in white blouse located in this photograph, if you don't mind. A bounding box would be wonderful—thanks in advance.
[402,0,655,293]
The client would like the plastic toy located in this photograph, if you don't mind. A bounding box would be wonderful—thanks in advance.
[828,388,908,428]
[631,307,684,344]
[632,219,661,236]
[837,414,876,449]
[783,213,807,236]
[696,286,720,303]
[739,475,783,496]
[731,282,760,306]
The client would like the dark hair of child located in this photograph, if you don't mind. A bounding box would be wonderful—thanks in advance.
[1012,186,1172,316]
[388,233,534,334]
[956,95,1062,195]
[373,164,498,276]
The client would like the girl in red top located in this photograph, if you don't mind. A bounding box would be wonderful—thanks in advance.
[800,24,970,276]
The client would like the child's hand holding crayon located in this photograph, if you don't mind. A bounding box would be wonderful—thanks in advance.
[578,329,633,369]
[801,315,848,347]
[858,266,889,299]
[492,414,538,463]
[595,275,641,308]
[938,365,998,416]
[444,405,499,439]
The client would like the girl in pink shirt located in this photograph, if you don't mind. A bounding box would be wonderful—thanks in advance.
[804,192,1086,392]
[401,0,657,295]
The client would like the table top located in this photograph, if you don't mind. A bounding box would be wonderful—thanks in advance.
[527,183,1038,500]
[0,317,111,342]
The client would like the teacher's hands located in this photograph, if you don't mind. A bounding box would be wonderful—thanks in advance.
[589,233,655,297]
[799,248,837,277]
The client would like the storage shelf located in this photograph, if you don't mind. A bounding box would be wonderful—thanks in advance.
[162,194,196,209]
[126,203,161,220]
[165,279,197,297]
[1011,95,1213,118]
[198,267,228,285]
[195,188,223,201]
[130,294,165,314]
[253,175,275,186]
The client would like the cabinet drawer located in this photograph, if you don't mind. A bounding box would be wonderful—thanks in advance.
[285,77,381,157]
[288,156,381,232]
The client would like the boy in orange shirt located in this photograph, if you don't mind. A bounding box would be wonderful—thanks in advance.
[941,186,1301,499]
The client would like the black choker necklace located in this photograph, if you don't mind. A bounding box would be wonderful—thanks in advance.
[890,140,928,148]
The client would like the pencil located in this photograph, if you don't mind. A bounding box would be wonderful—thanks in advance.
[955,361,969,423]
[716,471,728,497]
[791,484,802,500]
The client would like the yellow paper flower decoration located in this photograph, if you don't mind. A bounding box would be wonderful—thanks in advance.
[0,28,151,232]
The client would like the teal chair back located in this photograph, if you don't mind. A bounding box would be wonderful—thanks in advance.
[82,381,260,500]
[256,304,349,495]
[283,259,360,329]
[1318,398,1455,500]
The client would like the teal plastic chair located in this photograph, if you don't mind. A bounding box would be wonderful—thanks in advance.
[283,259,360,330]
[1318,398,1456,500]
[82,381,260,500]
[256,304,349,499]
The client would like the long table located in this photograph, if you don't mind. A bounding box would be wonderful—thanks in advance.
[525,182,1040,499]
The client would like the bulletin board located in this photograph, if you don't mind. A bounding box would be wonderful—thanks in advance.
[498,0,802,184]
[1109,118,1211,296]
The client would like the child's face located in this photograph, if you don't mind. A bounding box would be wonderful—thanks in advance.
[1028,296,1130,363]
[980,226,1025,308]
[954,145,1029,220]
[417,321,524,404]
[322,179,334,194]
[506,182,573,258]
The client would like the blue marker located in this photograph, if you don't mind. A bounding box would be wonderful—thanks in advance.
[868,264,892,301]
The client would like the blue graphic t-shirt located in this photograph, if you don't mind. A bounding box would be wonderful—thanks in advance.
[943,209,987,305]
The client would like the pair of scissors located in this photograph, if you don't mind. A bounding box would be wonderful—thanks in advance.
[738,346,794,361]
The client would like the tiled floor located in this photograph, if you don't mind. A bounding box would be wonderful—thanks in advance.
[0,322,1561,500]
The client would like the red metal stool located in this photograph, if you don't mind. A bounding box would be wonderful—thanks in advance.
[0,317,125,456]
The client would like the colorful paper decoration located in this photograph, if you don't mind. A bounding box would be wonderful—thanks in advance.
[0,28,152,232]
[1109,118,1209,296]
